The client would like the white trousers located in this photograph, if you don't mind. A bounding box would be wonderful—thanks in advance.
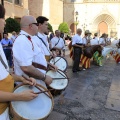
[0,108,10,120]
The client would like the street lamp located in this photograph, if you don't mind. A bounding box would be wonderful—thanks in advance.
[74,11,79,32]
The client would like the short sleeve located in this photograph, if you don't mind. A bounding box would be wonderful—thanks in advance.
[13,35,34,66]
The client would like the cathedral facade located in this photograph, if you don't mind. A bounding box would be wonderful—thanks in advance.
[64,0,120,38]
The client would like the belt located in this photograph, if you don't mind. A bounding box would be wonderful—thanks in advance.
[76,43,83,46]
[32,62,47,71]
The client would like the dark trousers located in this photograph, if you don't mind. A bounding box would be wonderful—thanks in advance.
[72,47,82,71]
[3,49,12,67]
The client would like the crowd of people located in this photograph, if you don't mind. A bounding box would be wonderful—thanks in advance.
[69,29,120,72]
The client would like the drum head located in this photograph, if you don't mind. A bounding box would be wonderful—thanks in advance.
[102,46,113,57]
[46,70,68,90]
[49,56,68,71]
[11,85,53,120]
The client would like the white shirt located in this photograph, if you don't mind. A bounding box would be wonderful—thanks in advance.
[99,37,105,45]
[111,40,119,46]
[72,34,83,45]
[10,35,17,42]
[13,30,47,85]
[82,37,87,45]
[51,36,65,50]
[32,32,50,56]
[90,37,99,45]
[0,108,9,120]
[0,43,9,80]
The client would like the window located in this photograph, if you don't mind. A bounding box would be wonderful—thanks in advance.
[71,0,76,2]
[14,0,22,6]
[4,0,12,3]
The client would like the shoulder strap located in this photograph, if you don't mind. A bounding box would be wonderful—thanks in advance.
[15,34,34,51]
[0,54,7,69]
[37,35,47,47]
[54,38,60,47]
[37,35,51,54]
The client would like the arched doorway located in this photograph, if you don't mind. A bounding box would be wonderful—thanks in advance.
[92,14,116,37]
[98,21,108,36]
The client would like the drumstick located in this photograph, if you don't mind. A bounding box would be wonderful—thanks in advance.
[54,57,62,64]
[57,70,67,78]
[35,85,52,99]
[52,78,68,80]
[22,75,30,81]
[35,90,49,94]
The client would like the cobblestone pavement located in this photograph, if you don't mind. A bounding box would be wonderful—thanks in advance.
[47,55,120,120]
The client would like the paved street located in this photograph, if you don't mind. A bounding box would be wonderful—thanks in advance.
[47,52,120,120]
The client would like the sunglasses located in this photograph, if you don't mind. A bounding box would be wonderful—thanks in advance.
[31,23,39,26]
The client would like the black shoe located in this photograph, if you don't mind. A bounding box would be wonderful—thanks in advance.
[77,68,82,71]
[72,70,78,73]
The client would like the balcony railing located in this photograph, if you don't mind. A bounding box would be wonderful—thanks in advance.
[84,0,120,2]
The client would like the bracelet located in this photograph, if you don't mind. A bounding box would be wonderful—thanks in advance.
[43,74,46,81]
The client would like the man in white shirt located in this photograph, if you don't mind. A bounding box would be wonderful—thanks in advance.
[99,33,106,46]
[32,16,51,61]
[90,33,99,45]
[50,30,65,56]
[0,6,37,120]
[72,28,83,72]
[82,33,88,46]
[13,15,57,87]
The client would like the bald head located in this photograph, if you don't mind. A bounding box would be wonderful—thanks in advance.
[77,28,82,35]
[20,15,37,28]
[20,15,38,36]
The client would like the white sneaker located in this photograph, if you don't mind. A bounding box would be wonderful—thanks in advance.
[99,65,103,67]
[83,68,86,70]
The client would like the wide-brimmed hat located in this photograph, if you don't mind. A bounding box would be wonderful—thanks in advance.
[94,33,98,36]
[85,30,91,34]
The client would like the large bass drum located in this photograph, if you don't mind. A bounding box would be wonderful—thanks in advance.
[102,46,113,57]
[46,69,69,96]
[49,56,68,72]
[10,84,54,120]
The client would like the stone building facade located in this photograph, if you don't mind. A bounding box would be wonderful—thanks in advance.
[28,0,63,31]
[64,0,120,38]
[4,0,29,20]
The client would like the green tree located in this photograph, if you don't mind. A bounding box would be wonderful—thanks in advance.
[5,17,20,33]
[58,22,69,33]
[48,23,53,32]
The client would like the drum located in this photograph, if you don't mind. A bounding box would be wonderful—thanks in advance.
[10,84,54,120]
[102,46,113,57]
[49,56,68,72]
[46,70,69,96]
[118,48,120,54]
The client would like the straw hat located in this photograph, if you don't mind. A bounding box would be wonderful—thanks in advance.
[85,30,91,34]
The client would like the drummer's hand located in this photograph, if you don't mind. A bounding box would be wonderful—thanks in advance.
[21,76,36,86]
[49,64,58,72]
[44,75,53,85]
[19,90,38,101]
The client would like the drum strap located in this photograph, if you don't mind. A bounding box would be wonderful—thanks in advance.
[0,54,7,69]
[32,62,47,71]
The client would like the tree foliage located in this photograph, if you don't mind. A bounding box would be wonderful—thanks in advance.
[58,22,69,33]
[5,17,20,33]
[48,23,53,32]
